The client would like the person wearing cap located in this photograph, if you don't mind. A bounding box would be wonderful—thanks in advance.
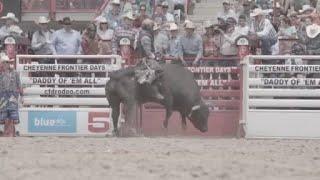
[0,53,22,136]
[217,0,237,22]
[31,16,54,57]
[162,1,175,22]
[153,4,167,25]
[166,23,181,59]
[81,23,100,55]
[51,17,82,58]
[298,4,320,26]
[237,1,252,25]
[134,4,150,28]
[202,20,218,57]
[0,12,23,40]
[153,23,169,56]
[112,12,138,64]
[96,16,114,55]
[102,0,122,29]
[179,21,203,66]
[236,15,249,36]
[249,8,277,55]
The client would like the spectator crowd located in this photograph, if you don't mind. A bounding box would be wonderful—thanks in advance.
[1,0,320,66]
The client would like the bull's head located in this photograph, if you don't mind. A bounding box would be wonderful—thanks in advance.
[188,102,209,132]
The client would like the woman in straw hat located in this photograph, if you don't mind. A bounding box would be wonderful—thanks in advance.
[31,16,54,57]
[0,12,23,40]
[96,16,114,55]
[0,52,22,137]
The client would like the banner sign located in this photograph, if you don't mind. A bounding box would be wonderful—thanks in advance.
[188,67,239,73]
[17,109,113,136]
[196,80,239,87]
[18,64,117,72]
[250,78,320,86]
[28,111,77,133]
[23,87,104,96]
[250,65,320,73]
[21,77,108,85]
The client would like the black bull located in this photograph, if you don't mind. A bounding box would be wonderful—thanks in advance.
[105,64,209,135]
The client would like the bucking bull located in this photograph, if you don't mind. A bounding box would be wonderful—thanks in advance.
[105,63,209,136]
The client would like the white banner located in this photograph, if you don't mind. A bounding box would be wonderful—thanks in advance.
[188,67,239,73]
[21,77,109,85]
[249,78,320,87]
[23,87,105,96]
[250,65,320,73]
[17,64,119,72]
[16,108,116,137]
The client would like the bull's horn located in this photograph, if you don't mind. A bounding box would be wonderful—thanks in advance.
[191,105,201,111]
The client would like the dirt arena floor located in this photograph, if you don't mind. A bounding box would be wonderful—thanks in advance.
[0,137,320,180]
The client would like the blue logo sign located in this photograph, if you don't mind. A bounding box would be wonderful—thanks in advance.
[28,111,77,133]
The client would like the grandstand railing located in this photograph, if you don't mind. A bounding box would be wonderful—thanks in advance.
[242,55,320,139]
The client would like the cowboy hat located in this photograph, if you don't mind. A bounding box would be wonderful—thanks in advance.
[0,52,14,63]
[111,0,120,5]
[185,21,196,29]
[299,5,314,13]
[161,1,169,7]
[306,24,320,38]
[97,16,108,24]
[9,25,23,35]
[36,16,50,24]
[122,12,135,20]
[1,12,19,22]
[203,20,213,28]
[169,23,178,31]
[223,0,231,5]
[250,8,264,17]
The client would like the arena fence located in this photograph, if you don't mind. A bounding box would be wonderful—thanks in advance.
[242,55,320,139]
[15,54,123,136]
[142,57,241,136]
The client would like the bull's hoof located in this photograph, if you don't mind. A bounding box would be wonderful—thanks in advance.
[181,123,187,131]
[163,121,168,129]
[112,129,120,137]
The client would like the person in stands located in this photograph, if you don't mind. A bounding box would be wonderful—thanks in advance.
[0,12,24,40]
[153,4,166,25]
[134,4,150,28]
[236,15,250,36]
[202,20,218,57]
[51,17,82,63]
[249,8,278,55]
[31,16,54,59]
[112,12,138,65]
[166,23,181,59]
[81,23,100,55]
[179,21,203,66]
[103,0,122,29]
[153,23,169,58]
[217,0,237,22]
[162,1,175,22]
[96,17,114,55]
[0,53,22,137]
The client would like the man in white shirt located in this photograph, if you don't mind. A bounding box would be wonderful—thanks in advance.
[249,8,277,55]
[162,1,175,22]
[217,0,237,22]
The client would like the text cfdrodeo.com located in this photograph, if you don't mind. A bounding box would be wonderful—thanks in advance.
[44,89,90,95]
